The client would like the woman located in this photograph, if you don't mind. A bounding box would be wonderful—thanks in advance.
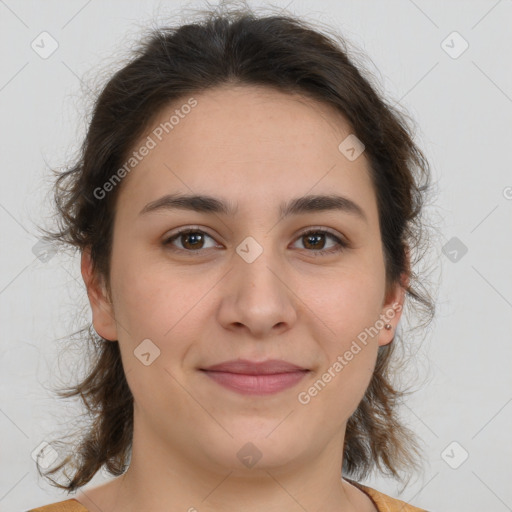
[28,3,435,511]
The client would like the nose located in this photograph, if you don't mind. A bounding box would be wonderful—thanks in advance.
[216,246,298,339]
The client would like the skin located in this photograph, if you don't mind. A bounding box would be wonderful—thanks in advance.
[78,84,407,512]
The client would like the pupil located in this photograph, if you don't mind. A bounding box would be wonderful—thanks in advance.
[186,233,202,248]
[306,234,323,249]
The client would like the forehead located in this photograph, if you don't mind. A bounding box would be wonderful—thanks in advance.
[116,84,377,222]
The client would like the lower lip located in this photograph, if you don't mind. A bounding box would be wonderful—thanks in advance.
[201,370,309,395]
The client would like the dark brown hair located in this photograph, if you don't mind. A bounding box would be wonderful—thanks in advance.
[36,1,436,494]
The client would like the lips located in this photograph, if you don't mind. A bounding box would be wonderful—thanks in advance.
[201,359,308,374]
[200,359,309,395]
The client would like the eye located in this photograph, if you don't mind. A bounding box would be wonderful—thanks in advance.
[163,227,348,255]
[292,228,348,255]
[163,228,219,252]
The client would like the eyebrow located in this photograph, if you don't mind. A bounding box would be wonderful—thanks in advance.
[138,192,367,222]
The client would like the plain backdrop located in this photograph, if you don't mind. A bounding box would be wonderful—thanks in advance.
[1,1,511,511]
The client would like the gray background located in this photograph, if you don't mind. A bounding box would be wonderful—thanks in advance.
[1,1,511,511]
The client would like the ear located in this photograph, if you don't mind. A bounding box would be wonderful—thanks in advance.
[377,247,410,347]
[80,247,118,342]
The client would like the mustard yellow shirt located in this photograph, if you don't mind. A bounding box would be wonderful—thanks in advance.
[27,482,428,512]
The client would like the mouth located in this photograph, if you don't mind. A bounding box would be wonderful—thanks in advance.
[199,359,310,396]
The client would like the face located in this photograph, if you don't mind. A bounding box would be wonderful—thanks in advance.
[82,84,404,475]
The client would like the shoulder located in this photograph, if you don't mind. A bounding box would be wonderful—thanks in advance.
[345,478,429,512]
[26,498,89,512]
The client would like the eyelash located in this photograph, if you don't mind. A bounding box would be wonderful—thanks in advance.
[163,227,349,256]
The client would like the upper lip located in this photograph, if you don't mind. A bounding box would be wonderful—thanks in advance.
[200,359,309,375]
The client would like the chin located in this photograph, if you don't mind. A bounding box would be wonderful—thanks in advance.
[194,424,308,473]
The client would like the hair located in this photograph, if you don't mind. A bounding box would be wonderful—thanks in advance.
[35,0,437,495]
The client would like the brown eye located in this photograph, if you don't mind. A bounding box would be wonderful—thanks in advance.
[163,227,348,256]
[293,229,348,255]
[164,229,217,252]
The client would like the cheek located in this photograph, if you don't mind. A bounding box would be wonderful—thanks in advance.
[111,259,214,374]
[111,247,188,334]
[299,348,376,436]
[111,267,202,418]
[299,277,381,424]
[306,268,383,393]
[310,267,385,338]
